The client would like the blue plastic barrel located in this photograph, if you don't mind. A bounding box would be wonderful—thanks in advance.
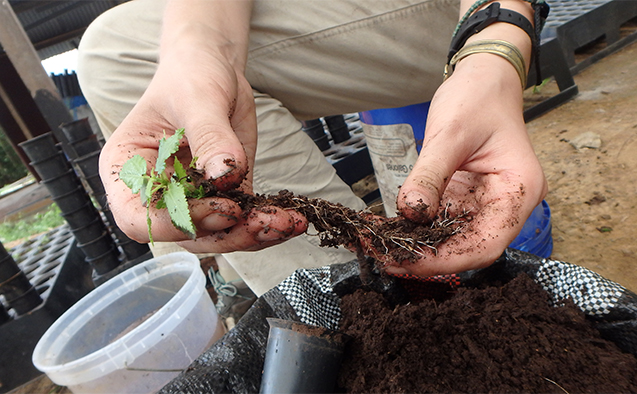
[509,200,553,258]
[359,104,553,258]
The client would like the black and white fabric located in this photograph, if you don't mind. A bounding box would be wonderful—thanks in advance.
[536,259,625,316]
[160,248,637,394]
[277,266,341,330]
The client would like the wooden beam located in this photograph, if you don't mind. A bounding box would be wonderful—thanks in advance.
[0,0,72,136]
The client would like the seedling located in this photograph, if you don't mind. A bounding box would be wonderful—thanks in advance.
[119,128,203,243]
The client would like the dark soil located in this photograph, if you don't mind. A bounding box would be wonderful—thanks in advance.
[337,273,637,393]
[188,167,470,269]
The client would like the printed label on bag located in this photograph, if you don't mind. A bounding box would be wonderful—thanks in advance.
[361,123,419,217]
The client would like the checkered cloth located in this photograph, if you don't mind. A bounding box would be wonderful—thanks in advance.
[278,266,341,330]
[536,259,626,315]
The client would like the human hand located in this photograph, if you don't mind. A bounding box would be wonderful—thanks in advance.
[100,25,307,253]
[390,53,548,277]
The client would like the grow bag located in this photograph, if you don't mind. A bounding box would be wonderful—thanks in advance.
[158,249,637,394]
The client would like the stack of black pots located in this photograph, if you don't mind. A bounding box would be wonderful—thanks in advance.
[324,115,352,144]
[60,119,150,262]
[0,241,43,319]
[301,115,352,151]
[18,132,121,276]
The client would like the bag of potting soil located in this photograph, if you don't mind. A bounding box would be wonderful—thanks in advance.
[158,248,637,394]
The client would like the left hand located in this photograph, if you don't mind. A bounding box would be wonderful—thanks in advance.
[389,52,547,277]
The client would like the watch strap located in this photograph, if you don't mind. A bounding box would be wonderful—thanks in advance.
[447,2,535,63]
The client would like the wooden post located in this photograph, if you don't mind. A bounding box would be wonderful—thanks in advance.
[0,0,73,139]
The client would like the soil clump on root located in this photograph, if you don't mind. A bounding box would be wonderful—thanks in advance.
[189,168,469,268]
[337,273,637,393]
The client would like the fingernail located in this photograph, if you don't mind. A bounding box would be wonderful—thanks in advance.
[201,212,238,231]
[255,211,295,242]
[385,266,410,277]
[206,154,237,180]
[403,191,429,210]
[257,224,296,242]
[256,226,281,242]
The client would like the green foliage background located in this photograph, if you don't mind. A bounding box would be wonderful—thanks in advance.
[0,204,64,244]
[0,128,28,188]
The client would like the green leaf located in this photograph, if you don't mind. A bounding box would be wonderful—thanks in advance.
[146,208,154,245]
[189,156,198,168]
[140,178,156,209]
[173,157,187,182]
[163,179,196,239]
[186,185,206,199]
[155,198,166,210]
[156,128,185,174]
[119,155,147,193]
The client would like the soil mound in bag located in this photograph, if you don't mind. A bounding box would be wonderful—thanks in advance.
[159,249,637,394]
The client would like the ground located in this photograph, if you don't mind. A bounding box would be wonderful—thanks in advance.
[525,40,637,292]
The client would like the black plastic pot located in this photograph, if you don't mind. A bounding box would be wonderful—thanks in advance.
[18,132,58,163]
[301,119,331,151]
[0,243,22,283]
[0,242,11,260]
[85,246,121,275]
[71,134,102,157]
[61,202,101,228]
[5,285,43,315]
[73,150,100,177]
[0,255,21,284]
[0,303,11,326]
[84,175,106,197]
[60,118,93,144]
[117,239,150,261]
[42,169,83,198]
[259,318,349,394]
[90,191,109,211]
[70,218,108,245]
[0,272,41,314]
[52,186,92,213]
[324,115,351,144]
[101,208,119,230]
[29,151,71,180]
[101,208,137,250]
[77,232,117,258]
[107,221,150,260]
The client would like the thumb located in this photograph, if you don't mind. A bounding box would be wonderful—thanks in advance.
[397,134,466,222]
[183,104,254,192]
[190,128,249,191]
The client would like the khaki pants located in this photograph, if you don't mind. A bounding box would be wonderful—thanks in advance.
[77,0,459,295]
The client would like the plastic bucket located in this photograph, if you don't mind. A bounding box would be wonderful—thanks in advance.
[509,200,553,258]
[32,252,226,394]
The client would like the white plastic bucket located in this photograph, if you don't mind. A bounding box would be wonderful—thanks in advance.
[32,252,226,394]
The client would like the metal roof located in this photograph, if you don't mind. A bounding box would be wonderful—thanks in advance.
[9,0,129,60]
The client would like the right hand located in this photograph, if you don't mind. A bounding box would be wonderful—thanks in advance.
[99,42,308,254]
